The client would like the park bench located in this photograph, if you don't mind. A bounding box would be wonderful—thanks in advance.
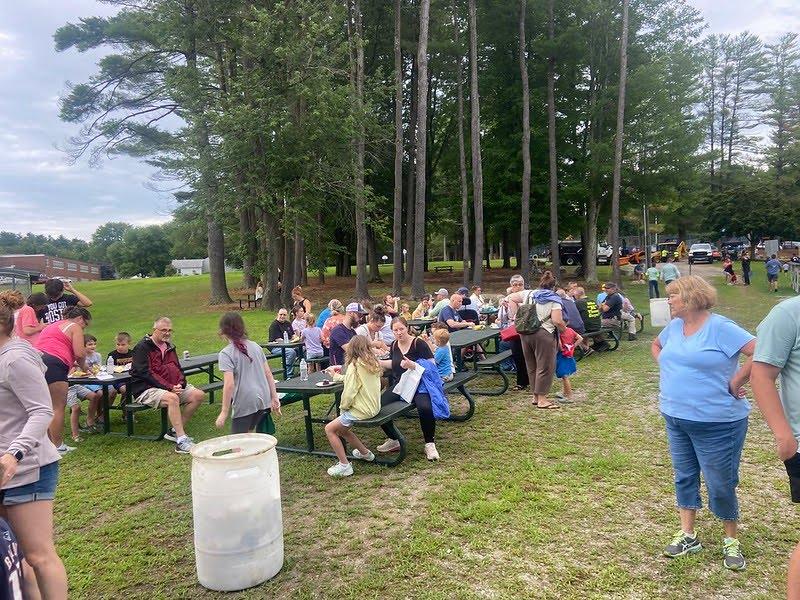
[236,293,260,310]
[306,355,329,370]
[352,401,415,466]
[575,328,620,361]
[122,403,169,441]
[433,265,454,273]
[471,349,513,396]
[403,371,478,422]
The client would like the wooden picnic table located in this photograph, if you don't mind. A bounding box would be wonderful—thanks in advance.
[262,339,305,379]
[68,372,132,434]
[274,371,343,458]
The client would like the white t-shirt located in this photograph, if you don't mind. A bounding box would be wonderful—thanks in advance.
[469,294,484,311]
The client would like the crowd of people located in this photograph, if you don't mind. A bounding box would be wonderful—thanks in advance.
[6,265,800,596]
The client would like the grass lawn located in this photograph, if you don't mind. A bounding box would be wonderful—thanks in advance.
[53,262,799,599]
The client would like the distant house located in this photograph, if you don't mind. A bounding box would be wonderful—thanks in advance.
[171,258,209,276]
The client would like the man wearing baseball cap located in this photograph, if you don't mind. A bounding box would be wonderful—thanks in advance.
[428,288,450,318]
[329,302,366,366]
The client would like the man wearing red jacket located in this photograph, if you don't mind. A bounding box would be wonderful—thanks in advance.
[130,317,205,453]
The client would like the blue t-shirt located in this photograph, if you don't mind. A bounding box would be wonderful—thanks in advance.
[439,305,462,331]
[657,313,754,422]
[766,259,782,275]
[434,345,453,378]
[316,308,332,328]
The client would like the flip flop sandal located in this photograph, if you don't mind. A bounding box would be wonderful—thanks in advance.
[536,403,561,410]
[513,385,528,391]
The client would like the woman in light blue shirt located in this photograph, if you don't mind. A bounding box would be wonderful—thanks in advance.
[651,275,755,571]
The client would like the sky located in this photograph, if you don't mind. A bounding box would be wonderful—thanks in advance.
[0,1,799,241]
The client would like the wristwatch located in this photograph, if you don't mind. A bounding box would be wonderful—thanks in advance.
[5,450,23,462]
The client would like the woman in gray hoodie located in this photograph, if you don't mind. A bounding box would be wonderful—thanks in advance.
[0,296,66,599]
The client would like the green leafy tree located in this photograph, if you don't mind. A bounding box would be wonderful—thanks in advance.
[107,225,172,277]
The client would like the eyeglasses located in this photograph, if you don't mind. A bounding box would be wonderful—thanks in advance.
[157,328,173,333]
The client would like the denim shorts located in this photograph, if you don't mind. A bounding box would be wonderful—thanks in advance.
[663,413,748,521]
[0,461,60,506]
[338,411,360,428]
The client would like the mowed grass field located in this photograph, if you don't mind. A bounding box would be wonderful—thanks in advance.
[52,262,800,599]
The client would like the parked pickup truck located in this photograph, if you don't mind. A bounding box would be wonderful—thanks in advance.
[688,243,714,264]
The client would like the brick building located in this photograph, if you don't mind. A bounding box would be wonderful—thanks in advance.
[0,254,105,282]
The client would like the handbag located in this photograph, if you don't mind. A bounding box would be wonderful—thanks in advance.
[516,291,551,335]
[499,325,519,342]
[392,363,425,403]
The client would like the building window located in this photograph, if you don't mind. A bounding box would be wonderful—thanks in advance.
[90,267,99,274]
[79,265,89,273]
[67,263,77,271]
[52,260,64,269]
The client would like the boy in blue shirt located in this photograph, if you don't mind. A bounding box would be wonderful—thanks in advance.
[431,329,454,382]
[766,254,782,292]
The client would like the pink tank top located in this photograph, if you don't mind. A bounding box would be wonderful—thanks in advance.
[35,320,77,367]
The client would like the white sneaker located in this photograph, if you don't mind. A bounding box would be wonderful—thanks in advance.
[175,438,195,454]
[57,443,76,454]
[377,438,401,453]
[327,462,354,477]
[424,442,440,461]
[352,449,375,462]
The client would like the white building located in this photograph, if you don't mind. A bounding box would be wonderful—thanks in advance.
[171,258,209,276]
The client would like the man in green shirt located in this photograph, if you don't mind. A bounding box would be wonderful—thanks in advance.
[428,288,450,318]
[646,265,661,299]
[752,295,800,598]
[661,256,681,285]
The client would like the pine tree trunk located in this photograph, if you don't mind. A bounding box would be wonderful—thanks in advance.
[468,0,484,285]
[392,0,404,295]
[260,207,281,310]
[610,0,630,287]
[411,0,431,298]
[585,197,599,284]
[452,0,471,286]
[349,0,369,298]
[239,205,257,289]
[207,214,232,305]
[518,0,531,285]
[281,228,294,307]
[404,56,418,285]
[546,0,560,277]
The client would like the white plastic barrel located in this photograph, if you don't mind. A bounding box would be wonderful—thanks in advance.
[650,298,671,327]
[190,433,283,592]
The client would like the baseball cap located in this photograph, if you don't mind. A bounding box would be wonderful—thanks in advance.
[457,287,469,295]
[345,302,367,314]
[436,288,448,296]
[603,282,617,290]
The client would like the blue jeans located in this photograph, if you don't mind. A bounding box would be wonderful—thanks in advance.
[648,280,660,298]
[663,414,748,521]
[270,347,297,378]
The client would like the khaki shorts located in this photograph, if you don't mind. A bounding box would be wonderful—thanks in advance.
[135,384,199,408]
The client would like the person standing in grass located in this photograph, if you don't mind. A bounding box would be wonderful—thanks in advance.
[661,256,681,286]
[646,264,661,298]
[766,254,782,293]
[0,294,67,600]
[215,312,281,434]
[740,252,751,286]
[650,276,754,571]
[751,295,800,598]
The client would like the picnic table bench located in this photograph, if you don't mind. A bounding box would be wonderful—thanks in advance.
[68,372,132,435]
[237,293,260,310]
[433,265,454,273]
[575,328,620,361]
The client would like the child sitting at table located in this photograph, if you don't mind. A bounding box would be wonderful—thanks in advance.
[555,326,583,403]
[400,303,413,320]
[79,334,104,428]
[301,313,324,371]
[323,336,381,477]
[431,328,454,382]
[291,305,307,336]
[66,385,95,441]
[107,331,133,405]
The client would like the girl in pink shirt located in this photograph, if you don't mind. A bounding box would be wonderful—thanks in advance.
[14,292,48,345]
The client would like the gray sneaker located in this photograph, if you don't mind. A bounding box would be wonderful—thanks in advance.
[664,531,702,558]
[56,443,77,454]
[723,537,746,571]
[163,428,177,442]
[175,438,195,454]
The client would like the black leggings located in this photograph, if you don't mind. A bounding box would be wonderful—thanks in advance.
[510,336,529,387]
[380,389,436,443]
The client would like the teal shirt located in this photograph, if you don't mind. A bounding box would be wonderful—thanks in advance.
[428,298,450,317]
[661,263,680,281]
[753,296,800,440]
[646,267,661,281]
[754,296,800,441]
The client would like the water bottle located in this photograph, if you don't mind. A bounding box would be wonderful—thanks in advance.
[106,356,115,375]
[282,331,289,343]
[299,359,308,381]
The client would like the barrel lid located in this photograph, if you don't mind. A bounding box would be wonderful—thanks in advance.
[190,433,277,460]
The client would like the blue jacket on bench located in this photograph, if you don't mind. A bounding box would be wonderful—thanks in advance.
[415,359,450,420]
